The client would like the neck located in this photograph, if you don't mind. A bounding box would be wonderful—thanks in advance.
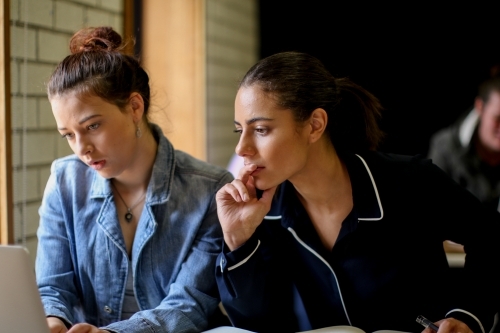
[113,126,158,191]
[289,139,352,211]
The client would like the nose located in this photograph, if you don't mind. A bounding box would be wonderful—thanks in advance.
[235,132,254,157]
[74,135,93,156]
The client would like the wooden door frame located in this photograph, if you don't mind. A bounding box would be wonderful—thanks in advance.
[141,0,207,161]
[0,0,13,244]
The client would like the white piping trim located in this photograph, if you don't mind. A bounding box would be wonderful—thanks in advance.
[354,154,384,221]
[287,227,352,326]
[458,109,479,148]
[446,309,485,333]
[227,240,261,271]
[264,215,282,220]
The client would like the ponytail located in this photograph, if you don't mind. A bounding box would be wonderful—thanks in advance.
[329,78,384,155]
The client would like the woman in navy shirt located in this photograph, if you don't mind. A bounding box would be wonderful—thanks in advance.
[215,51,500,333]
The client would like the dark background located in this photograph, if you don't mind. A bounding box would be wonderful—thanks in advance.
[258,1,500,156]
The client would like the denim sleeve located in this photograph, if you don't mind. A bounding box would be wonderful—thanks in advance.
[103,171,233,333]
[35,163,78,326]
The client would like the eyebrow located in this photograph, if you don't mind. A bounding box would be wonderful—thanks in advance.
[234,117,274,126]
[57,114,101,131]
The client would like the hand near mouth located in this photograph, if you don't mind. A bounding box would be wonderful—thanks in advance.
[216,163,277,251]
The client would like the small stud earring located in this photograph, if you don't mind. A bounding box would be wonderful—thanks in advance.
[136,124,142,138]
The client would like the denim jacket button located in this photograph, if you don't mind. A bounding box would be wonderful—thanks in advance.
[103,305,112,313]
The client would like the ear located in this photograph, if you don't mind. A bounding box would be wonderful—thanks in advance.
[474,97,484,115]
[128,92,145,123]
[308,108,328,143]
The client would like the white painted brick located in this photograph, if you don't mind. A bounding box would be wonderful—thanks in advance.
[24,201,42,237]
[10,97,18,129]
[22,63,56,95]
[39,166,52,197]
[11,60,19,94]
[39,99,57,128]
[13,205,21,240]
[11,96,38,129]
[13,168,39,202]
[207,62,244,83]
[23,237,38,267]
[55,1,85,32]
[208,1,234,21]
[57,136,74,158]
[25,132,58,164]
[98,0,123,12]
[72,0,97,6]
[207,84,238,104]
[10,26,37,60]
[39,30,71,63]
[86,8,111,28]
[231,0,257,13]
[10,0,19,21]
[109,13,123,35]
[11,132,21,167]
[20,0,54,28]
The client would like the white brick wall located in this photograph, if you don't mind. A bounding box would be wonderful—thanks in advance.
[10,26,36,60]
[206,0,259,169]
[55,2,86,32]
[10,0,124,262]
[39,30,71,62]
[23,63,56,95]
[20,0,54,29]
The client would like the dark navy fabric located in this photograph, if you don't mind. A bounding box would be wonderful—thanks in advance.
[216,152,500,333]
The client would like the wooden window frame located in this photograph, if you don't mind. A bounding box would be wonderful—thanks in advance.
[0,0,13,245]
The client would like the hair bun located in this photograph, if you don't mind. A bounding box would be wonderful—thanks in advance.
[69,26,122,54]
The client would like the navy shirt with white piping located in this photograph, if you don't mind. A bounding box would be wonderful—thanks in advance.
[216,151,500,333]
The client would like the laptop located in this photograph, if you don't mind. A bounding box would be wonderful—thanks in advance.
[0,245,50,333]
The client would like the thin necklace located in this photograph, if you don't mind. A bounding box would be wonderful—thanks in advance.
[111,182,146,223]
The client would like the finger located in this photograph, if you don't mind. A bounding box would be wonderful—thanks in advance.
[49,327,67,333]
[245,175,257,198]
[237,163,258,184]
[259,184,278,206]
[218,181,248,203]
[67,324,91,333]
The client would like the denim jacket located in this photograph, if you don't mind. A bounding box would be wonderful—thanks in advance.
[36,124,233,333]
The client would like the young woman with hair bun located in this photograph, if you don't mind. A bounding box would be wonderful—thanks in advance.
[215,51,500,333]
[35,26,233,333]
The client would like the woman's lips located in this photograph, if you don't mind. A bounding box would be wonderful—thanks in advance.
[250,166,264,175]
[90,160,106,170]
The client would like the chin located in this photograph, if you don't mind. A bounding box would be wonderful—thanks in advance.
[253,177,282,192]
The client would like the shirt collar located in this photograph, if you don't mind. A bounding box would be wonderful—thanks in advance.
[265,153,384,222]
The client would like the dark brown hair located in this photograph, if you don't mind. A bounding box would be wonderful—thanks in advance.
[478,78,500,104]
[47,26,150,118]
[240,51,385,155]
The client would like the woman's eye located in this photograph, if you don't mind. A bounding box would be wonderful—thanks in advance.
[61,133,73,139]
[233,129,242,135]
[88,123,100,130]
[255,127,267,134]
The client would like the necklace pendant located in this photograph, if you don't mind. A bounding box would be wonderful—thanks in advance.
[125,210,133,222]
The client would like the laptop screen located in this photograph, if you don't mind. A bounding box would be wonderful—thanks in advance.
[0,245,50,333]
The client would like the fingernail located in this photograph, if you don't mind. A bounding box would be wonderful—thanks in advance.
[243,193,249,201]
